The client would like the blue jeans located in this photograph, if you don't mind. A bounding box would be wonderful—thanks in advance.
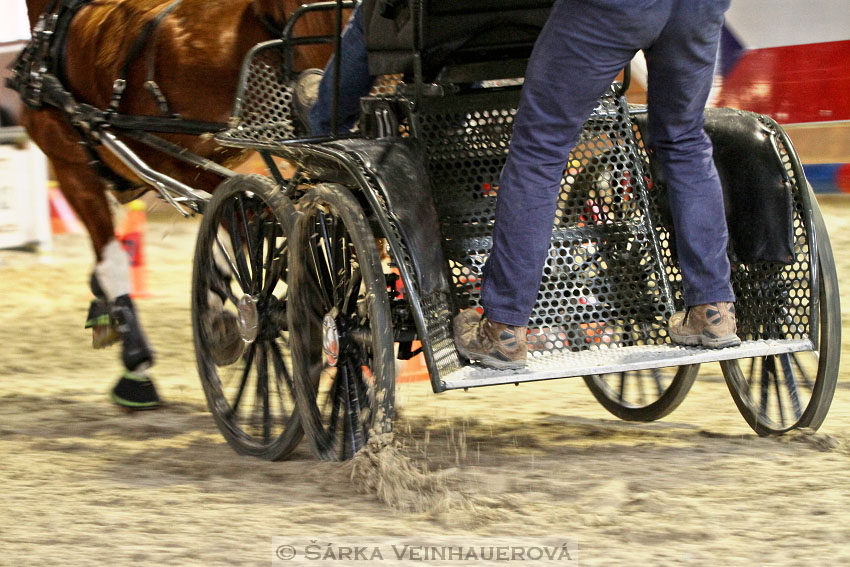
[482,0,735,327]
[309,2,375,135]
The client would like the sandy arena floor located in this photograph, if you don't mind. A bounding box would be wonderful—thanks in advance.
[1,198,849,567]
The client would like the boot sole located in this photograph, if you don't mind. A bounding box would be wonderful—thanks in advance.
[670,331,741,349]
[455,344,527,370]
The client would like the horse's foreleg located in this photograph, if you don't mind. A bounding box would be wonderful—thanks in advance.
[51,159,161,409]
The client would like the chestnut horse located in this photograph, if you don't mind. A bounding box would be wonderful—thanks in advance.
[20,0,337,408]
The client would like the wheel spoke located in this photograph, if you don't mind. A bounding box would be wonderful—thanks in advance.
[262,234,288,301]
[252,207,270,293]
[342,267,363,316]
[214,232,250,293]
[269,339,295,397]
[345,359,366,433]
[746,358,756,398]
[326,370,343,442]
[340,364,359,458]
[254,343,272,443]
[236,194,259,290]
[617,373,626,403]
[779,354,803,420]
[636,370,647,405]
[331,218,348,306]
[307,232,335,310]
[759,357,770,420]
[769,357,786,428]
[269,340,292,424]
[227,202,255,293]
[230,342,257,417]
[790,353,814,391]
[652,368,664,397]
[349,358,372,417]
[317,213,338,298]
[210,261,241,306]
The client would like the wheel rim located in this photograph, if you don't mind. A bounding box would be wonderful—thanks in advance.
[290,189,392,461]
[725,351,820,432]
[721,262,835,434]
[721,201,839,435]
[193,178,299,457]
[584,364,698,421]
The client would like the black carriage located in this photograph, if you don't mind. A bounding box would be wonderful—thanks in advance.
[192,0,839,460]
[13,0,839,461]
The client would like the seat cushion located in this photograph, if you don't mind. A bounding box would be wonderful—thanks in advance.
[363,0,555,77]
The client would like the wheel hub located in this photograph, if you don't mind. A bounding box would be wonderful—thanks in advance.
[236,295,259,343]
[322,312,340,367]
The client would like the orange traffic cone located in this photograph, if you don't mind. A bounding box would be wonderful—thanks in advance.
[48,183,83,234]
[397,341,430,384]
[118,200,151,298]
[387,273,430,383]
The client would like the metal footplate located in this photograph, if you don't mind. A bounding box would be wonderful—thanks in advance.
[439,339,813,391]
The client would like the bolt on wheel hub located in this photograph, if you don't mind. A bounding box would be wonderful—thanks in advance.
[322,313,340,367]
[236,295,259,343]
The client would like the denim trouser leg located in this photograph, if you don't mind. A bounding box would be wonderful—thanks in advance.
[481,0,733,327]
[644,0,735,306]
[309,2,375,135]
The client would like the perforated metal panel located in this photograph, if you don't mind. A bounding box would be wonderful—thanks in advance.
[631,112,814,343]
[412,89,675,360]
[218,40,297,146]
[217,40,400,148]
[729,117,812,341]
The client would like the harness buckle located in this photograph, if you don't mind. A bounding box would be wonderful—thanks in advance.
[108,78,127,112]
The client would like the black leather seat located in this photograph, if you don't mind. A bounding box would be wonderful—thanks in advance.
[363,0,555,79]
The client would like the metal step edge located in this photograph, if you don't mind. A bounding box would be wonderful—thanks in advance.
[440,339,814,391]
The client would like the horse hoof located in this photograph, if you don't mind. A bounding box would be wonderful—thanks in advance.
[209,310,244,367]
[91,323,121,349]
[85,299,120,349]
[110,372,162,410]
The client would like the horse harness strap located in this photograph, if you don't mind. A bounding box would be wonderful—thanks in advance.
[110,0,185,116]
[6,0,228,191]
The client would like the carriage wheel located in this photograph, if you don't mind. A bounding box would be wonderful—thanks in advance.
[721,201,840,436]
[583,365,698,421]
[192,174,302,460]
[288,184,395,461]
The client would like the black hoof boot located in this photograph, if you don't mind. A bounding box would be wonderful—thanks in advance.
[110,371,162,410]
[112,294,155,371]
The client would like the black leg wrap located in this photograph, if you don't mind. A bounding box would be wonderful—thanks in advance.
[85,297,111,328]
[110,371,162,410]
[112,294,155,371]
[90,272,106,299]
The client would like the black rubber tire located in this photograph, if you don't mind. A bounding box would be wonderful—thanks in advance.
[191,174,302,460]
[583,364,699,421]
[288,184,395,461]
[721,197,840,436]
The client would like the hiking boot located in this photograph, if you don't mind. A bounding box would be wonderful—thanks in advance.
[669,302,741,349]
[453,309,528,369]
[292,68,323,134]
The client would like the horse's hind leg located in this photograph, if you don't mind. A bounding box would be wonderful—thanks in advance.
[45,138,161,410]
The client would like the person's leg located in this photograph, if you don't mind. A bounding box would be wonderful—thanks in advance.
[480,0,667,327]
[644,0,734,307]
[308,2,375,135]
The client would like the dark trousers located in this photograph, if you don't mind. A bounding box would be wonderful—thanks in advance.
[482,0,735,327]
[309,2,374,135]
